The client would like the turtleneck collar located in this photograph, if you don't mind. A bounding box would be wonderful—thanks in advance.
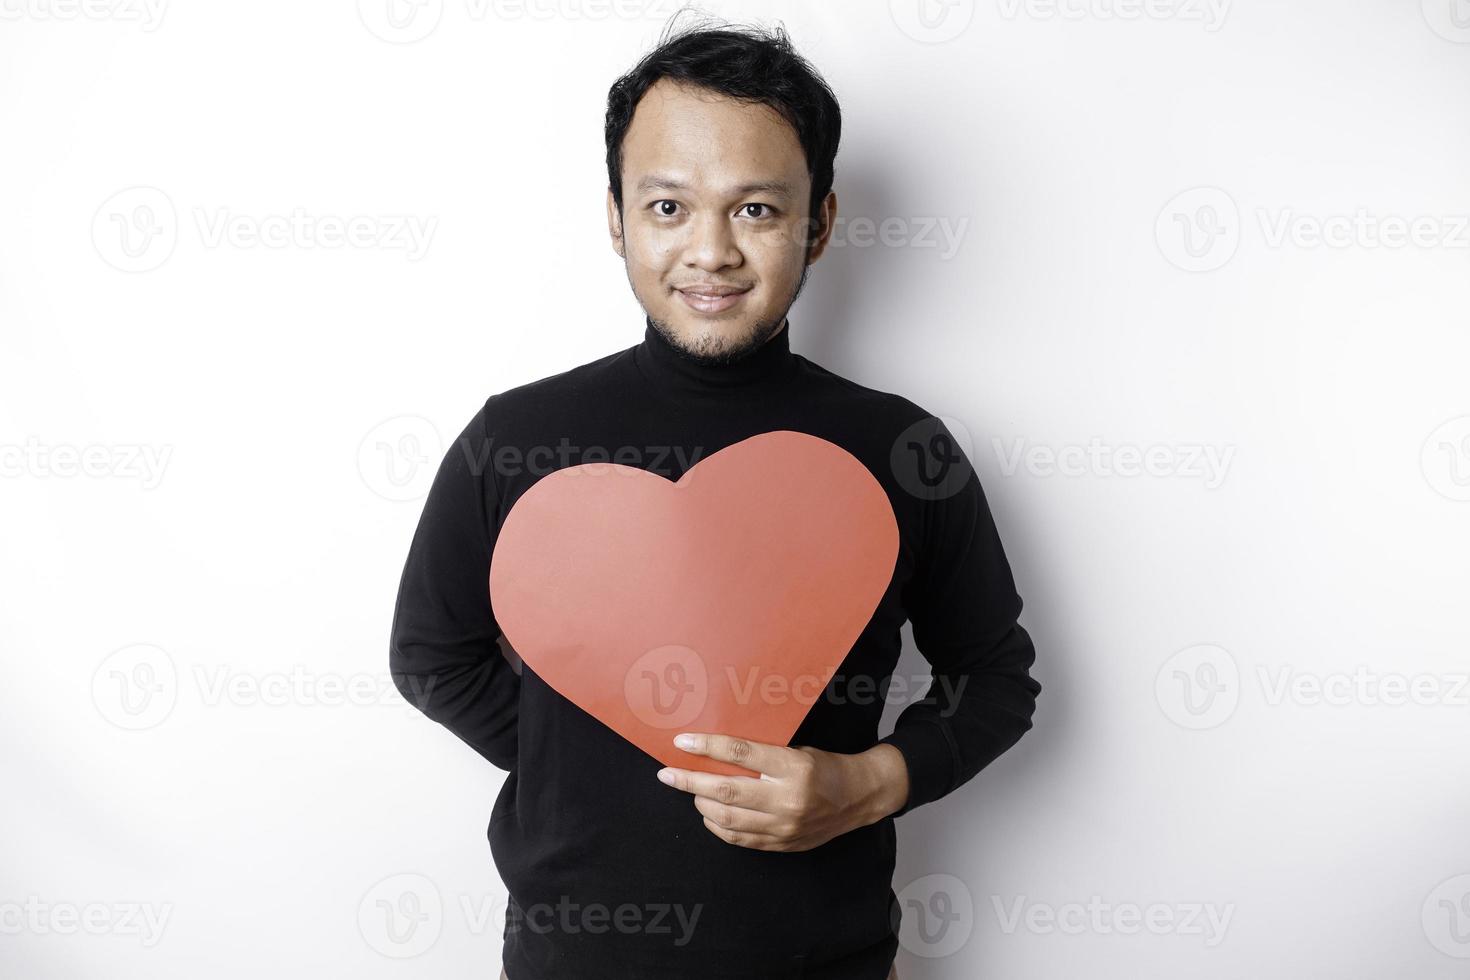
[633,315,799,396]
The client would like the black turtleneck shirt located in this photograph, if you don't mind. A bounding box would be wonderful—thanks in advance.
[389,318,1041,980]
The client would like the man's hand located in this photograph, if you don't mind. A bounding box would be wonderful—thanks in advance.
[655,732,910,852]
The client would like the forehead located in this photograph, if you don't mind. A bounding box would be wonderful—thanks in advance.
[621,78,809,195]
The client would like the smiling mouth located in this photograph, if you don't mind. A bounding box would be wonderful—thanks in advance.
[676,285,752,314]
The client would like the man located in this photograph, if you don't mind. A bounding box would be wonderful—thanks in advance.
[390,18,1041,980]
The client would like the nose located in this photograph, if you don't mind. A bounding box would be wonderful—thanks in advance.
[682,210,742,273]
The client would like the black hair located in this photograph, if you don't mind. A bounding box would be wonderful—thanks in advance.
[604,10,842,243]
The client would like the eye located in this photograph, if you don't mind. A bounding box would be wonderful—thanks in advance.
[651,200,682,217]
[740,203,776,219]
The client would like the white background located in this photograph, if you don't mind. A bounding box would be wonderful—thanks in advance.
[3,0,1468,977]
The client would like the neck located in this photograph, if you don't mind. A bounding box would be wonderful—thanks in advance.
[634,315,798,396]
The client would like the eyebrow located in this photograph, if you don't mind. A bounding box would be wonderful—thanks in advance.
[634,175,795,199]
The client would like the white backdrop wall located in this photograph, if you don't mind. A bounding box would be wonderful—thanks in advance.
[2,1,1467,977]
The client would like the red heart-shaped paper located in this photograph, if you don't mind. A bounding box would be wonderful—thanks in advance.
[488,429,899,778]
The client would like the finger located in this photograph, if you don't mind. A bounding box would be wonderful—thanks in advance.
[673,732,790,777]
[656,767,777,815]
[698,810,788,850]
[691,794,784,837]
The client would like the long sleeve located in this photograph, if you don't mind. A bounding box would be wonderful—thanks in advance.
[389,401,521,770]
[879,416,1041,818]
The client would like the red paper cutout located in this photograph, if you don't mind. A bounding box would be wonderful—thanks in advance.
[488,430,900,777]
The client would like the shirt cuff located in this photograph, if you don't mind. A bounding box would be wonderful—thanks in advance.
[878,719,959,819]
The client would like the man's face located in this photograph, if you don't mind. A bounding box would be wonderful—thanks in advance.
[607,77,835,365]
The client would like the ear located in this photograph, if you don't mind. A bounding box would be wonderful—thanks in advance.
[804,190,838,265]
[607,186,625,258]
